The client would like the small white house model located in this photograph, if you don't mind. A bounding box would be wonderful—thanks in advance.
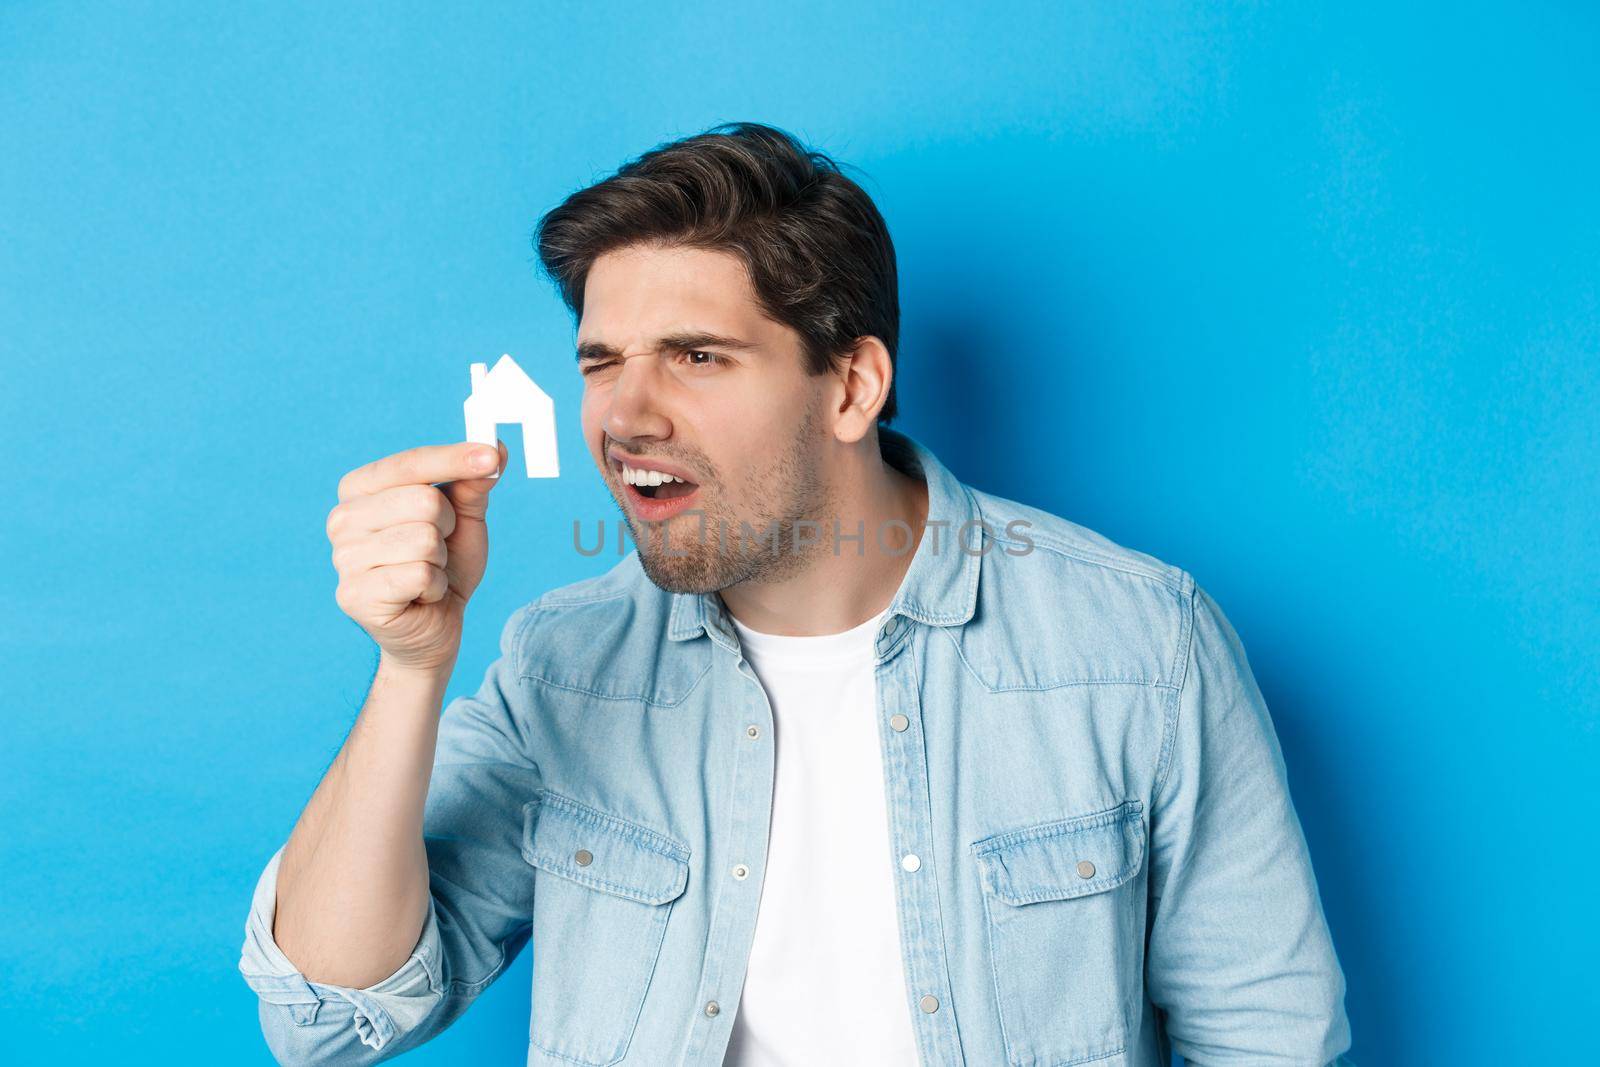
[463,354,559,478]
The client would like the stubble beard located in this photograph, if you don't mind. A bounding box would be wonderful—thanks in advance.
[623,408,837,596]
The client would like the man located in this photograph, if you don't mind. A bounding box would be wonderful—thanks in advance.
[239,121,1352,1066]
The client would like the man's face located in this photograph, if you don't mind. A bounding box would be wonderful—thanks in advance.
[578,242,838,594]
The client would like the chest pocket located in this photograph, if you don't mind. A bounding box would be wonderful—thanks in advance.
[521,789,690,1067]
[972,799,1147,1067]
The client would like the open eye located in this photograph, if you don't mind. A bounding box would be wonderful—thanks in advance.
[679,349,723,367]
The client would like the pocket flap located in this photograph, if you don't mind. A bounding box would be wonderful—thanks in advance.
[972,799,1145,906]
[522,789,690,906]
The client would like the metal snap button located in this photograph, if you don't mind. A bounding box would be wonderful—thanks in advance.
[901,853,921,872]
[746,724,761,739]
[889,713,909,732]
[732,863,749,880]
[574,849,593,867]
[919,994,939,1013]
[705,1000,720,1017]
[1076,860,1096,879]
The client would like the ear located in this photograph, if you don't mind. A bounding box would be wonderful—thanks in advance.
[829,336,894,445]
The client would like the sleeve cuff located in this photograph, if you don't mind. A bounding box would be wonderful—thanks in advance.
[237,843,445,1052]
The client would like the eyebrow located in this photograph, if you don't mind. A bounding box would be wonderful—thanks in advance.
[576,331,760,362]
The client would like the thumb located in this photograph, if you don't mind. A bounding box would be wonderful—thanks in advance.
[443,438,508,521]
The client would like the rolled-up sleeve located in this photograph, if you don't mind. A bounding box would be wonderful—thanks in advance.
[239,842,448,1060]
[1146,579,1352,1064]
[238,601,544,1064]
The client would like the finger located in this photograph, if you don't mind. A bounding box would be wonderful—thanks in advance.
[364,560,447,610]
[414,563,451,605]
[339,442,503,503]
[330,522,448,577]
[333,484,458,539]
[442,439,508,522]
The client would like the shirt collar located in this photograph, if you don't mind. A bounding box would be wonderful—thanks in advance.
[667,426,981,643]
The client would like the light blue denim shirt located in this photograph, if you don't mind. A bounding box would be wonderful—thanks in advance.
[239,427,1351,1066]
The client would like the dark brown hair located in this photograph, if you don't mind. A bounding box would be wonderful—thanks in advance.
[533,121,901,424]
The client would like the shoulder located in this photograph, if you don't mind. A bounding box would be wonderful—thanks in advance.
[955,486,1199,690]
[970,486,1189,594]
[505,553,706,705]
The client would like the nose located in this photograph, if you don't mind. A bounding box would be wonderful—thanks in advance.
[602,353,673,444]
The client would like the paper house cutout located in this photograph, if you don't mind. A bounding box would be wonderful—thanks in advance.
[463,354,559,478]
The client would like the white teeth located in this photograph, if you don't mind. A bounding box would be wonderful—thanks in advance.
[622,464,685,486]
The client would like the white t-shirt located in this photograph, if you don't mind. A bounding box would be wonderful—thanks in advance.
[721,606,920,1066]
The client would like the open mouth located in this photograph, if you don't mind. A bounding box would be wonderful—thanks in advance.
[632,479,698,501]
[613,457,703,519]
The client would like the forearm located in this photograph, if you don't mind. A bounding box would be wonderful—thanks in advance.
[272,654,453,988]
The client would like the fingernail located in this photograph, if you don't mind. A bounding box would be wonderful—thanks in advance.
[472,448,497,471]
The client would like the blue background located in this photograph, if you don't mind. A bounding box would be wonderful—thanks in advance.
[3,3,1595,1063]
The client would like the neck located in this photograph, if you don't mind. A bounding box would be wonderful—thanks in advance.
[717,430,929,637]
